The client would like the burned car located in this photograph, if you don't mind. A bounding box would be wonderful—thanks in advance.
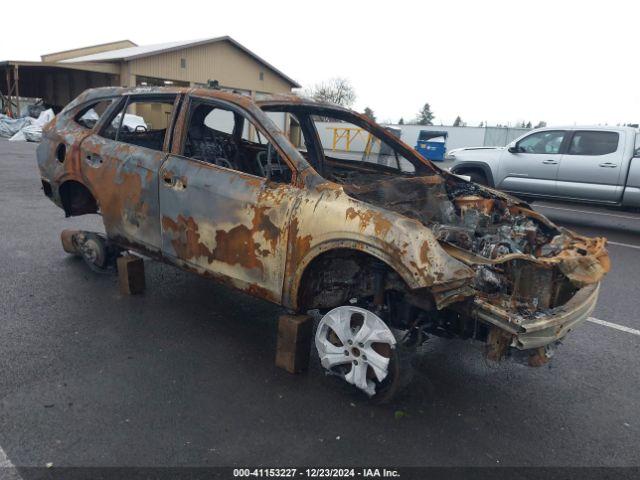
[37,87,610,401]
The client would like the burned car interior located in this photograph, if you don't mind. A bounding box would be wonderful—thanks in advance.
[260,104,427,182]
[183,101,292,183]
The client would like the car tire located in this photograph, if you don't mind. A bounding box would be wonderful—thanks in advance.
[368,337,414,404]
[467,170,488,186]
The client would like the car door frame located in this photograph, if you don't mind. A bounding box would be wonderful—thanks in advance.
[159,92,302,303]
[496,129,570,197]
[78,92,183,253]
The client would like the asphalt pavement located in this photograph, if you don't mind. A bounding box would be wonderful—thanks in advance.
[1,141,639,475]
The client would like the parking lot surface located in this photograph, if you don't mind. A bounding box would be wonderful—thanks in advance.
[1,141,639,473]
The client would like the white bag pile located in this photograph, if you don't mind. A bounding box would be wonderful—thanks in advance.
[0,108,55,142]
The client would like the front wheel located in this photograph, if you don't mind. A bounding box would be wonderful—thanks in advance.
[315,305,414,403]
[467,170,488,186]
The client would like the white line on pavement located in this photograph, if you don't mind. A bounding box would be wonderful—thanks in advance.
[0,446,22,480]
[587,317,640,337]
[536,204,640,220]
[608,240,640,250]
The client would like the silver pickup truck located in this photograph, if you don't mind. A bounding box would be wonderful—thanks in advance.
[449,126,640,206]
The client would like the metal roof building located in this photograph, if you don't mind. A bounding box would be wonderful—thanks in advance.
[1,36,300,116]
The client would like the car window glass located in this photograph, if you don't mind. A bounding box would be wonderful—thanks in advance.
[568,131,619,156]
[101,96,175,152]
[517,131,565,154]
[183,102,291,183]
[74,100,113,129]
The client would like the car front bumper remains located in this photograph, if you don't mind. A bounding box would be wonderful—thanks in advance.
[471,282,600,350]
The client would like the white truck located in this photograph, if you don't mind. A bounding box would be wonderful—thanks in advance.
[449,126,640,206]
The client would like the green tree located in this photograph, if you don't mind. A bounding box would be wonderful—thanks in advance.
[525,121,532,129]
[363,107,376,122]
[416,103,434,126]
[453,115,464,127]
[398,117,405,125]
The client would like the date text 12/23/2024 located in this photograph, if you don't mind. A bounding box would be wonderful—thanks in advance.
[233,468,400,478]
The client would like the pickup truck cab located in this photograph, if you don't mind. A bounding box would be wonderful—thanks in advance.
[449,126,640,206]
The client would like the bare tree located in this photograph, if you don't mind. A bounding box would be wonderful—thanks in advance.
[535,121,547,128]
[306,77,356,108]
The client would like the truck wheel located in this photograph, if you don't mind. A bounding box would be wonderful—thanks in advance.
[467,170,488,186]
[315,305,413,403]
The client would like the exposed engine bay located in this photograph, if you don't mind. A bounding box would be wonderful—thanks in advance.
[330,164,610,321]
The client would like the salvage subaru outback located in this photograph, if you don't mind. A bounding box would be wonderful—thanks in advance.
[37,87,610,401]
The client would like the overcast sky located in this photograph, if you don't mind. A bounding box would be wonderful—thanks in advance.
[2,0,638,126]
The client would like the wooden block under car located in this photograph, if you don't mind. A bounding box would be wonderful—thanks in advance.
[275,314,314,374]
[117,255,146,295]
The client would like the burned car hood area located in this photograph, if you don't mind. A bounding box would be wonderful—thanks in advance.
[339,169,610,320]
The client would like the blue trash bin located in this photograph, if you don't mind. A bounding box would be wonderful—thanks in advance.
[415,131,448,162]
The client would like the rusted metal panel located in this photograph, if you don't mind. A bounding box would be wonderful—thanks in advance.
[79,134,164,251]
[159,155,298,303]
[281,179,475,310]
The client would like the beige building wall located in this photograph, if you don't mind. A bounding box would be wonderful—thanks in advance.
[42,40,136,63]
[119,62,136,88]
[134,102,174,130]
[128,40,293,94]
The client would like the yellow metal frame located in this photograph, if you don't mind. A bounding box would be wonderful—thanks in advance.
[327,127,368,151]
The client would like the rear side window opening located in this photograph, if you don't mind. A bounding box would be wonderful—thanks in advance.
[100,95,177,152]
[73,100,115,129]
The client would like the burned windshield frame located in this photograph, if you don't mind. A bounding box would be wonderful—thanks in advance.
[258,103,437,179]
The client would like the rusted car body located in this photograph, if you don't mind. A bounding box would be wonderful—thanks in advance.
[37,86,609,397]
